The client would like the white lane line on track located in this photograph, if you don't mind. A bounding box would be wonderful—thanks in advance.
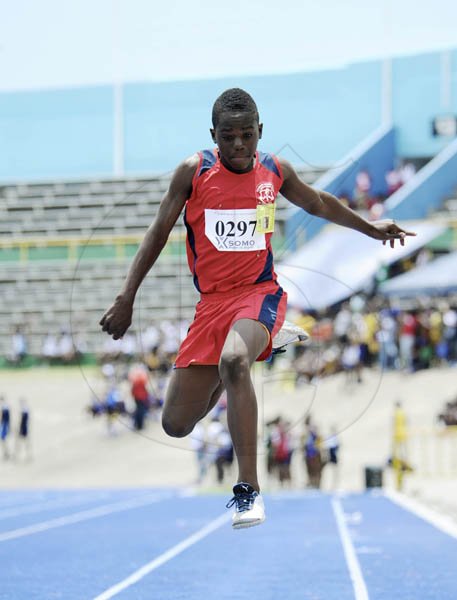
[385,489,457,540]
[92,511,232,600]
[0,493,172,543]
[0,492,112,521]
[331,497,369,600]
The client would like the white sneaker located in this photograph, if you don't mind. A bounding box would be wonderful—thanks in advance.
[272,320,309,354]
[226,483,266,529]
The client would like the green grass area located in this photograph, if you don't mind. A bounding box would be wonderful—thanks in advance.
[0,354,98,370]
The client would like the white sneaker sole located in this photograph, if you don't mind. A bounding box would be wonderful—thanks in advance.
[272,320,309,351]
[232,515,266,529]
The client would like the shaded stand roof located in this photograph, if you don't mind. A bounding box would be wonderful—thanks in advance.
[276,222,445,310]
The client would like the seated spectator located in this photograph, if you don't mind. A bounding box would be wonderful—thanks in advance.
[10,326,28,366]
[58,330,75,364]
[385,168,402,195]
[399,161,416,185]
[353,170,372,210]
[42,332,59,364]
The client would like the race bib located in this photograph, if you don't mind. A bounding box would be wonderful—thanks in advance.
[256,203,275,234]
[204,209,266,252]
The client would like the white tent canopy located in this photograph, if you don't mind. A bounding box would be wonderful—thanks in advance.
[276,222,445,310]
[379,250,457,298]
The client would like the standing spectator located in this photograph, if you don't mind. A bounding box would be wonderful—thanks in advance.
[206,415,233,484]
[129,365,149,430]
[323,426,340,490]
[341,340,362,384]
[303,417,323,489]
[1,396,11,459]
[333,303,352,343]
[399,312,417,371]
[104,385,120,436]
[265,418,280,476]
[271,417,293,486]
[190,422,208,485]
[392,400,411,490]
[214,427,234,485]
[15,398,31,461]
[443,307,457,362]
[376,310,399,370]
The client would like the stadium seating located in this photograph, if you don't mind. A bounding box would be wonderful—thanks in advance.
[0,168,324,360]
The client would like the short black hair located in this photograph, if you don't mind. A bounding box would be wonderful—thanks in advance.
[212,88,259,128]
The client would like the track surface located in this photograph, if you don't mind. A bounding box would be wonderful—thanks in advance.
[0,488,456,599]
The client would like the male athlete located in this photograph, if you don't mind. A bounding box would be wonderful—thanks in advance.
[100,88,415,529]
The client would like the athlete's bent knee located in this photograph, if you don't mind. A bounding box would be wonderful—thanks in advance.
[219,351,250,384]
[162,415,192,438]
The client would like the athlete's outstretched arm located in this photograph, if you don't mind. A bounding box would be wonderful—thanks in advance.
[278,158,416,246]
[100,155,198,339]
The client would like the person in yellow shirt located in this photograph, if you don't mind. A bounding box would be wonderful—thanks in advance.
[392,400,412,489]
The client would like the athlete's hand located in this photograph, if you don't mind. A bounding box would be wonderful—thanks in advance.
[370,220,416,248]
[99,294,133,340]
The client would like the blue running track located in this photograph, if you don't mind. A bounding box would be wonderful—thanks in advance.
[0,488,456,599]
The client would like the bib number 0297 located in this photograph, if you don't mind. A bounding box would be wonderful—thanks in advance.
[214,220,257,237]
[204,208,266,252]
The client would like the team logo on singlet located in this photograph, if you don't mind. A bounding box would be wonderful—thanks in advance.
[256,182,275,204]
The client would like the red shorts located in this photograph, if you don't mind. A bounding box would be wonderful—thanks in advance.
[175,281,287,368]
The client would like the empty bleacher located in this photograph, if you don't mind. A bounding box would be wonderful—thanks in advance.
[0,167,321,240]
[0,167,326,360]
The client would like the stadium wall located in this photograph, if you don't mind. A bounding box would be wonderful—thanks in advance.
[0,49,455,181]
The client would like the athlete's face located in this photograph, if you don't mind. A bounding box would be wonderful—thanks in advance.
[211,111,263,173]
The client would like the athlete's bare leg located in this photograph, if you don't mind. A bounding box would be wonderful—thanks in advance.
[162,365,222,437]
[219,319,269,492]
[162,320,268,491]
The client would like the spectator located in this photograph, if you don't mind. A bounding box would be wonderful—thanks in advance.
[142,322,161,354]
[207,415,233,484]
[121,332,138,362]
[10,326,27,366]
[303,417,323,489]
[385,168,402,195]
[214,428,234,485]
[443,307,457,361]
[189,422,208,485]
[129,365,150,430]
[15,398,31,461]
[341,340,362,384]
[333,302,352,343]
[399,312,417,371]
[58,330,75,364]
[1,396,11,459]
[42,332,59,364]
[323,426,340,490]
[353,170,372,210]
[376,310,398,370]
[399,162,416,185]
[271,417,294,485]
